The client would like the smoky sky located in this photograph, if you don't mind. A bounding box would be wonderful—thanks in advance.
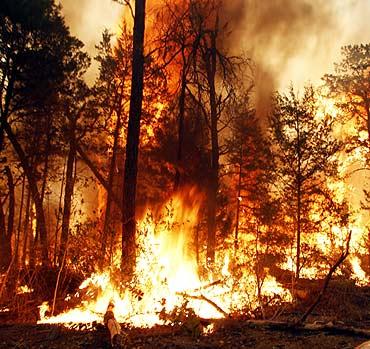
[232,0,369,118]
[59,0,369,96]
[59,0,123,82]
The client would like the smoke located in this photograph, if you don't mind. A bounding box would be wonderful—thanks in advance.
[58,0,370,94]
[59,0,123,83]
[226,0,370,118]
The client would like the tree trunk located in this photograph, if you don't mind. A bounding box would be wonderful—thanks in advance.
[296,179,302,281]
[0,202,11,271]
[121,0,146,276]
[59,117,77,266]
[0,166,15,272]
[234,146,243,251]
[205,22,219,265]
[101,105,122,268]
[174,54,187,191]
[15,174,26,264]
[296,118,302,281]
[2,119,49,265]
[54,158,67,266]
[5,166,15,249]
[41,118,52,204]
[21,186,31,268]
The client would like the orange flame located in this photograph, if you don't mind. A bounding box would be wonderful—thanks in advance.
[38,189,291,327]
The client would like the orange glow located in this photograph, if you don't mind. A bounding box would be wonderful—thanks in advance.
[16,285,34,295]
[38,189,291,327]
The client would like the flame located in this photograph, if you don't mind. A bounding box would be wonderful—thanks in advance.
[350,256,370,286]
[36,92,370,329]
[38,189,291,327]
[16,285,34,295]
[38,302,50,320]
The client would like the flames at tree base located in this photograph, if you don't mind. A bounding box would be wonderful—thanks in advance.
[37,191,369,328]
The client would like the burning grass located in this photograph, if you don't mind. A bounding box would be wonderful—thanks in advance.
[32,189,369,330]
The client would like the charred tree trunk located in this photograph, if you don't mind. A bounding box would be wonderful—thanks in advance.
[3,120,49,265]
[174,52,187,191]
[0,166,15,271]
[234,146,243,251]
[4,166,17,292]
[0,202,11,271]
[5,165,15,248]
[296,118,302,281]
[101,105,122,268]
[121,0,146,275]
[205,22,219,265]
[21,186,31,268]
[15,174,26,264]
[54,158,67,266]
[41,118,52,204]
[296,178,302,281]
[59,117,77,266]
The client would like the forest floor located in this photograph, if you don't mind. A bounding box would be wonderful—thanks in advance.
[0,318,369,349]
[1,274,370,348]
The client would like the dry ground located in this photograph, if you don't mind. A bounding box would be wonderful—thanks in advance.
[0,320,367,349]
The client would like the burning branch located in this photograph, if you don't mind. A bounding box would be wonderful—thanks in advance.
[176,292,229,318]
[296,231,352,325]
[185,280,223,293]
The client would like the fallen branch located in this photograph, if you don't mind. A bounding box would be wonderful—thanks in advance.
[176,292,229,317]
[185,280,223,294]
[297,231,352,325]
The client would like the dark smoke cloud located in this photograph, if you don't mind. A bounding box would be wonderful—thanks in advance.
[59,0,369,92]
[224,0,369,119]
[234,0,337,118]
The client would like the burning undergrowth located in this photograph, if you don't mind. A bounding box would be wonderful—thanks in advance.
[34,188,370,330]
[37,189,293,329]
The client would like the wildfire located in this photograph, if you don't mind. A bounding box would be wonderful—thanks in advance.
[36,92,370,329]
[38,189,290,328]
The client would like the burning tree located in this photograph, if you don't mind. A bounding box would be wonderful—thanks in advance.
[323,43,370,271]
[323,44,370,144]
[224,91,290,312]
[121,0,147,276]
[184,1,249,265]
[270,85,346,281]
